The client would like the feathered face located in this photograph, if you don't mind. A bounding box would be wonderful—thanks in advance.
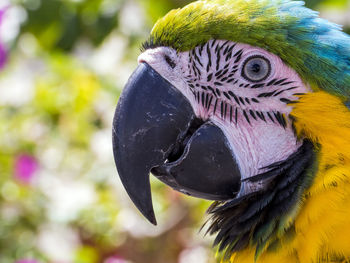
[138,40,310,195]
[113,37,311,223]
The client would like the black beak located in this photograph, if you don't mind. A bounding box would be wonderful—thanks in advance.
[112,63,241,225]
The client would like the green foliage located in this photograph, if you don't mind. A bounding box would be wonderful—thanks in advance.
[19,0,123,51]
[138,0,191,23]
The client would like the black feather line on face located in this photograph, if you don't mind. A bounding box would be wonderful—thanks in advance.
[205,140,316,259]
[181,41,299,129]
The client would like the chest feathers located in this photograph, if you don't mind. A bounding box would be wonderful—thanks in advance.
[227,91,350,263]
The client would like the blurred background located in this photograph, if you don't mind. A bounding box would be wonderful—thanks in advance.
[0,0,349,262]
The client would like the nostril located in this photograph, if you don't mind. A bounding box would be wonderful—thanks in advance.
[138,59,146,65]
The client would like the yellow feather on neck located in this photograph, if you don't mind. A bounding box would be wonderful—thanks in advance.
[227,92,350,263]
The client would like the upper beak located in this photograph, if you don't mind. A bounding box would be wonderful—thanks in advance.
[112,63,241,225]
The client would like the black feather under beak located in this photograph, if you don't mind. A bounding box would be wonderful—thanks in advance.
[112,63,241,225]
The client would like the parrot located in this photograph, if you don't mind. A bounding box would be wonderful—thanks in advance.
[112,0,350,262]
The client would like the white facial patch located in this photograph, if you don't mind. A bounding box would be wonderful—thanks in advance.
[138,40,311,195]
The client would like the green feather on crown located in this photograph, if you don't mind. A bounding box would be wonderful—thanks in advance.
[143,0,350,99]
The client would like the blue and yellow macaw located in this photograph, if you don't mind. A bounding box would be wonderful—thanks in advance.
[112,0,350,262]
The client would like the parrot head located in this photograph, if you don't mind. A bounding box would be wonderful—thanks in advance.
[112,0,350,258]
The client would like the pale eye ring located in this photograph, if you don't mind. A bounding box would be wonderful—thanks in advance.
[241,55,271,83]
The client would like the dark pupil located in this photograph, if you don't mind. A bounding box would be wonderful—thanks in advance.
[251,63,261,73]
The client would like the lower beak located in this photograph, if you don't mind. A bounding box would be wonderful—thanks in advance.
[112,63,241,225]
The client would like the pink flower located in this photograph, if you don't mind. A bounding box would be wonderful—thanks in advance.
[0,7,7,70]
[14,154,39,184]
[0,7,8,20]
[0,7,6,24]
[105,256,128,263]
[16,260,39,263]
[0,43,6,69]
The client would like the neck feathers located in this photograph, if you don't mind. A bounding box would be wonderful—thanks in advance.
[206,140,317,260]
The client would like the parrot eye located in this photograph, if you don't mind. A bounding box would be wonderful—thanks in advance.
[242,55,271,82]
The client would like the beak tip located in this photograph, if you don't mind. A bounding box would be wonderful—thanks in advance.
[148,214,157,226]
[140,203,157,225]
[136,201,157,225]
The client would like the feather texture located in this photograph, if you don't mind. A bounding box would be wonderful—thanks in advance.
[207,140,316,261]
[228,92,350,262]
